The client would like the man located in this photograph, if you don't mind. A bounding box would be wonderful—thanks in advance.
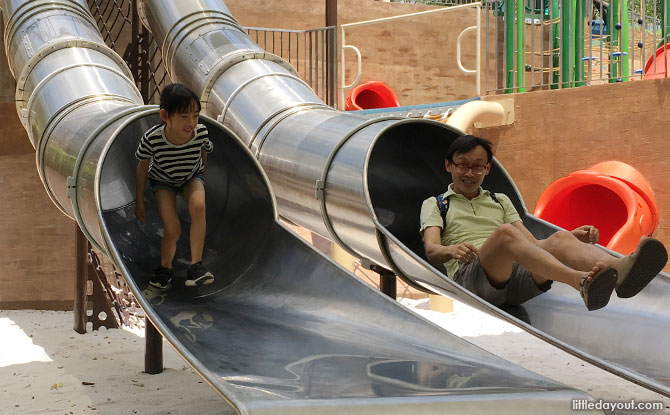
[420,135,667,310]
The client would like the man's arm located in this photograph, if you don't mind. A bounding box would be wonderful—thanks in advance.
[135,159,150,222]
[424,226,478,265]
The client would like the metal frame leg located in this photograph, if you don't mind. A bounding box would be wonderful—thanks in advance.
[371,264,397,300]
[145,318,163,374]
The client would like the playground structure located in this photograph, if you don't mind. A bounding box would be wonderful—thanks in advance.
[479,0,670,93]
[339,0,670,100]
[119,0,670,401]
[2,0,670,412]
[0,0,602,413]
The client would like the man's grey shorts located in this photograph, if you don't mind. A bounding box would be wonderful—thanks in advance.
[453,257,552,306]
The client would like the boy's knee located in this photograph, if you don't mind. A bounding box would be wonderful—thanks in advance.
[189,200,206,216]
[164,224,181,241]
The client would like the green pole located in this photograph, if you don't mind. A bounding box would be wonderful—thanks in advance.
[517,0,526,91]
[552,0,560,88]
[505,0,515,92]
[658,0,669,47]
[609,0,619,81]
[561,0,571,87]
[574,0,585,86]
[663,0,667,40]
[621,0,630,81]
[665,0,669,45]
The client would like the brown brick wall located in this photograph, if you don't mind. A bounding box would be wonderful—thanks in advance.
[0,13,15,102]
[0,103,74,309]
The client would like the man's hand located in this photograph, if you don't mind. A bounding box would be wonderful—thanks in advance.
[135,202,146,223]
[449,242,479,263]
[572,225,599,244]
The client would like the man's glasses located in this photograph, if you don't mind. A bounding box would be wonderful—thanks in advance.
[452,162,489,175]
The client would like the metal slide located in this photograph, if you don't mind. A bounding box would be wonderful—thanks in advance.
[1,0,596,414]
[139,0,670,398]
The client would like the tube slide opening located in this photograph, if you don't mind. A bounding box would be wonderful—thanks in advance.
[367,122,461,262]
[98,115,275,298]
[538,184,628,246]
[367,121,529,270]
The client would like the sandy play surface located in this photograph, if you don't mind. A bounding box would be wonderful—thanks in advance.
[1,300,668,414]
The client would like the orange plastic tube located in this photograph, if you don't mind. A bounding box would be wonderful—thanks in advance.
[345,80,400,111]
[534,161,657,255]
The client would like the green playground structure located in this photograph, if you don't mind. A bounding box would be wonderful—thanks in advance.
[497,0,670,92]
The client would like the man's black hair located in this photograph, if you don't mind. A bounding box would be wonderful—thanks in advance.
[446,134,493,163]
[160,83,201,116]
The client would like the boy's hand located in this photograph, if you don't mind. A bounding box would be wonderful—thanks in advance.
[135,202,146,223]
[572,225,599,244]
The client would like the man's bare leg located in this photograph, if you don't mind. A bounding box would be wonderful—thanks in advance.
[540,231,667,298]
[538,230,618,272]
[478,224,609,290]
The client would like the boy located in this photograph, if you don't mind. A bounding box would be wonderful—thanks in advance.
[420,135,667,311]
[135,83,215,289]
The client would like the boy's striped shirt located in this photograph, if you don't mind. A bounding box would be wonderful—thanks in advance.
[135,123,213,185]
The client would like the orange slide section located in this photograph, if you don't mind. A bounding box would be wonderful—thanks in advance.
[345,80,400,111]
[534,161,659,255]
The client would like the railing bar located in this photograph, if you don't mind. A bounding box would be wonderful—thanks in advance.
[309,31,313,88]
[321,28,326,101]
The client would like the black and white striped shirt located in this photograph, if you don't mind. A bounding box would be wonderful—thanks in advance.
[135,123,213,185]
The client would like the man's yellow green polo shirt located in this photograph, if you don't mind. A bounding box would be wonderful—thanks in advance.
[419,185,521,278]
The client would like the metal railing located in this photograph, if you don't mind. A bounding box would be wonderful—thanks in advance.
[88,0,337,106]
[341,2,483,105]
[383,0,481,5]
[245,26,337,107]
[88,0,165,103]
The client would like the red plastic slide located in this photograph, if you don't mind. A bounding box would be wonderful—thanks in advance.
[345,80,400,111]
[643,44,670,80]
[534,161,658,255]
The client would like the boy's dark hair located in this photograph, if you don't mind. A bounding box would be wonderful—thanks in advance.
[446,134,493,163]
[160,83,201,116]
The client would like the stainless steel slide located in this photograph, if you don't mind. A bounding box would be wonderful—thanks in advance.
[139,0,670,398]
[2,0,595,414]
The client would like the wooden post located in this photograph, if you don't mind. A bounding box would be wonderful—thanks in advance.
[379,270,396,300]
[325,0,337,107]
[325,0,337,27]
[74,225,88,334]
[145,318,163,374]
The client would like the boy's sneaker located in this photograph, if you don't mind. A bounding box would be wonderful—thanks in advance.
[149,266,173,290]
[186,262,214,286]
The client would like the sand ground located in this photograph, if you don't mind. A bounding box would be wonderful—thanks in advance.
[1,300,668,415]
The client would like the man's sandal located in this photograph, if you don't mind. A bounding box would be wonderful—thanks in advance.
[580,267,617,311]
[615,237,668,298]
